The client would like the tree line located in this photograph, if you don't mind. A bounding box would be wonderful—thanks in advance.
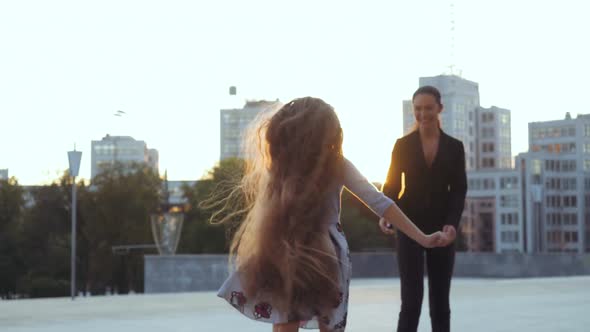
[1,158,465,299]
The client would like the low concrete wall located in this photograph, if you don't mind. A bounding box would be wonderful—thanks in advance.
[351,252,590,278]
[454,252,590,278]
[144,255,229,293]
[145,252,590,293]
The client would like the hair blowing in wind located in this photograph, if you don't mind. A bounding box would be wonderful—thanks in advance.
[202,97,345,313]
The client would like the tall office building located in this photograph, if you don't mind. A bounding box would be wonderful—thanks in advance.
[476,106,512,169]
[91,135,159,179]
[518,113,590,253]
[464,169,523,253]
[220,100,282,160]
[402,100,415,135]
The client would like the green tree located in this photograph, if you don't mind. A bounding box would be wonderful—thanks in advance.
[17,175,74,298]
[178,158,245,254]
[80,162,161,294]
[340,189,396,252]
[0,177,25,299]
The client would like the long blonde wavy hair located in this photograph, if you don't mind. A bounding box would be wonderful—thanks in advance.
[207,97,344,314]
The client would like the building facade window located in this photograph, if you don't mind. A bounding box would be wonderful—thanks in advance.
[482,143,496,153]
[501,213,519,225]
[563,196,577,208]
[500,176,518,189]
[482,158,496,168]
[532,126,577,139]
[483,178,495,189]
[481,113,493,123]
[501,195,518,208]
[481,127,495,138]
[500,127,510,138]
[501,231,518,243]
[532,159,542,175]
[500,113,509,124]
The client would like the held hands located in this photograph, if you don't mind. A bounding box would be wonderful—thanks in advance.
[440,225,457,246]
[378,218,457,248]
[421,225,457,248]
[421,231,445,248]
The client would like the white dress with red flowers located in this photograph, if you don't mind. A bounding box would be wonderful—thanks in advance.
[217,159,393,331]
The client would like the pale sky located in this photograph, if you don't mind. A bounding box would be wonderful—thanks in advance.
[1,0,589,185]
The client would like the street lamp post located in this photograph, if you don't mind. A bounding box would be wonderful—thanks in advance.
[68,149,82,300]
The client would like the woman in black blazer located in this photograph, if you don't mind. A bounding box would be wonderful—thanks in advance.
[380,85,467,332]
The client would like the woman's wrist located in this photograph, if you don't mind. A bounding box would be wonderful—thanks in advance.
[417,232,428,246]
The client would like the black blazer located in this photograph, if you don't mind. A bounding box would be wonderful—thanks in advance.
[382,130,467,234]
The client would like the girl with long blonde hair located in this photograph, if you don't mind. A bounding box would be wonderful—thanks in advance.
[214,97,445,332]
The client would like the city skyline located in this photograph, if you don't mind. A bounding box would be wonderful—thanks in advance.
[1,0,589,185]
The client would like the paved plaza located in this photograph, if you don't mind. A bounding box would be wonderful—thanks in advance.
[1,277,589,332]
